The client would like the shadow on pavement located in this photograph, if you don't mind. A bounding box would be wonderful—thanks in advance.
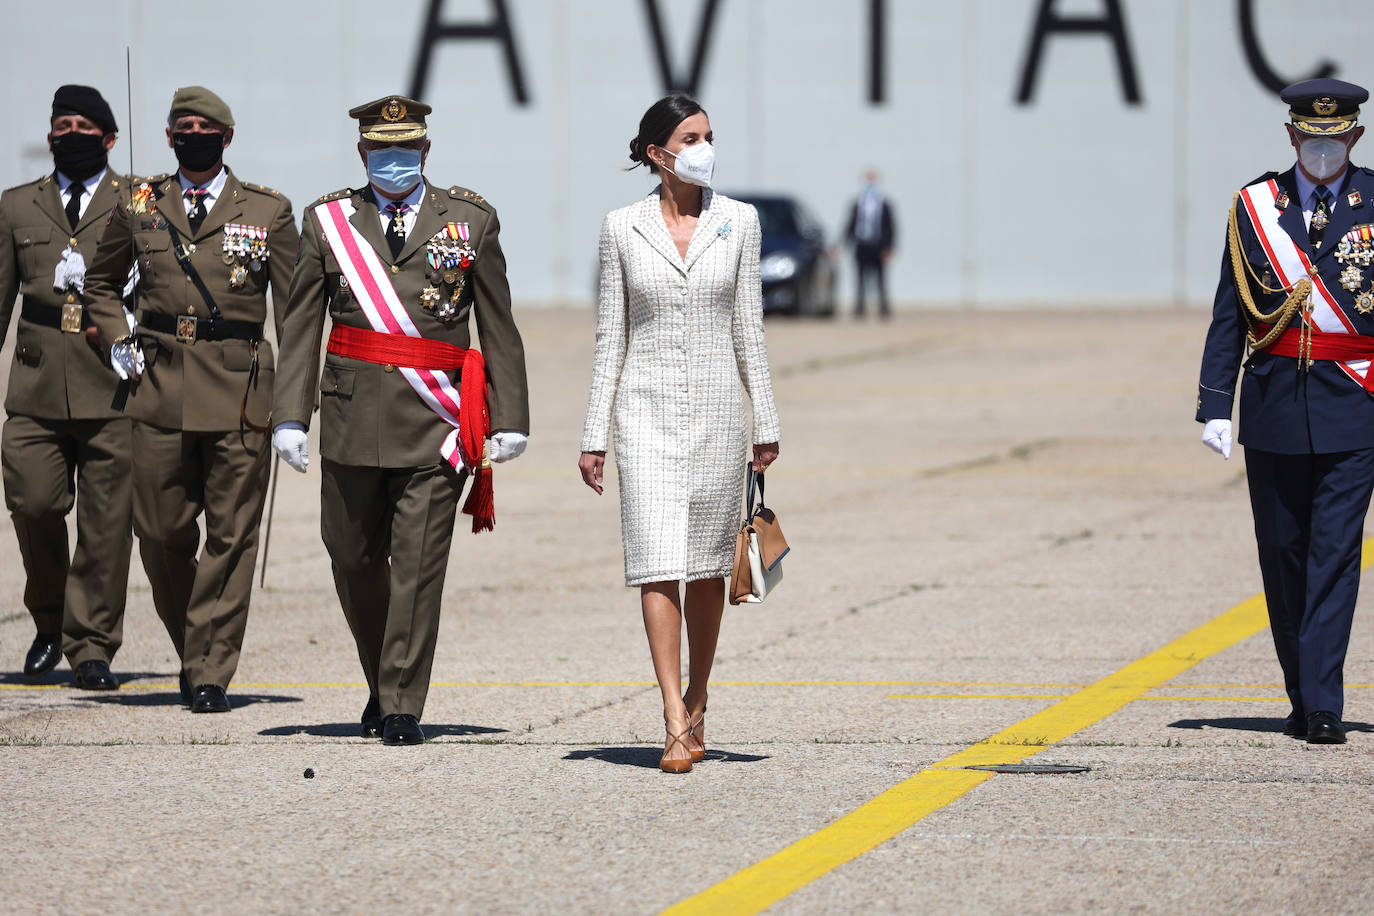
[0,670,167,686]
[76,692,303,708]
[1168,716,1374,734]
[259,723,507,738]
[563,746,770,768]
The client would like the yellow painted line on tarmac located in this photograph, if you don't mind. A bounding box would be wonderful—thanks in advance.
[886,693,1288,703]
[660,537,1374,916]
[5,677,1371,692]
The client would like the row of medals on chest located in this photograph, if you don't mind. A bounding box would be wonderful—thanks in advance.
[129,186,271,291]
[1335,224,1374,314]
[420,223,476,322]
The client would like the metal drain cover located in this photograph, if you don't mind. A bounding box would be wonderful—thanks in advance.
[964,764,1090,775]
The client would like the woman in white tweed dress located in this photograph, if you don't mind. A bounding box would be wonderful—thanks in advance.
[579,96,780,773]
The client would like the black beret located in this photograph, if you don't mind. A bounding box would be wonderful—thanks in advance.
[51,84,117,134]
[1281,78,1367,136]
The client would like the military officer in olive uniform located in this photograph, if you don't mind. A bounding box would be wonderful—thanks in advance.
[1198,78,1374,745]
[84,86,299,713]
[0,85,132,688]
[272,96,529,745]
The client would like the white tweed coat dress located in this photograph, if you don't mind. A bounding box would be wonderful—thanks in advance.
[582,188,781,586]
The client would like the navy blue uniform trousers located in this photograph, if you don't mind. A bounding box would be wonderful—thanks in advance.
[1245,446,1374,719]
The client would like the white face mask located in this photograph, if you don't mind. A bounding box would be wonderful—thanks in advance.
[659,142,714,187]
[1299,136,1351,182]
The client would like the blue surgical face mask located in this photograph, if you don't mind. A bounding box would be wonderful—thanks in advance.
[366,146,423,195]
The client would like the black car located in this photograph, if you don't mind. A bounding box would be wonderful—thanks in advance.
[729,194,837,317]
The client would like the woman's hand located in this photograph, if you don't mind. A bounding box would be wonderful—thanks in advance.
[579,451,607,494]
[753,442,779,472]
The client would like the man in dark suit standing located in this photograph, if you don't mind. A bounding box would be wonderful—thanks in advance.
[1197,78,1374,745]
[0,86,132,688]
[844,169,896,318]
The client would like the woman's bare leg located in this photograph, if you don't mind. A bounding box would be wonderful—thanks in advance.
[642,581,692,768]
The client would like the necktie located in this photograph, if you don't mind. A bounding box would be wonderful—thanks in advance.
[1310,185,1333,249]
[65,182,84,230]
[385,203,409,259]
[185,188,209,233]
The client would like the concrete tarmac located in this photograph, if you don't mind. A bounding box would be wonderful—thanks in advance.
[1,309,1372,914]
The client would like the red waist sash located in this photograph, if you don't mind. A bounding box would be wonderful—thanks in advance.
[1255,324,1374,361]
[1255,324,1374,391]
[326,323,494,530]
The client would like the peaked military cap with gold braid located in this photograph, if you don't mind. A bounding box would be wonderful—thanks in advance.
[349,95,431,142]
[1281,77,1367,136]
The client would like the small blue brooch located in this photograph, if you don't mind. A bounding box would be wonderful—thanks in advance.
[717,221,732,237]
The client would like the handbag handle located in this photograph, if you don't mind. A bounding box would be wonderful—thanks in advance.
[745,462,767,519]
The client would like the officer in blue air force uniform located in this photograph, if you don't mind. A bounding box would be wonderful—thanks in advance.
[1197,78,1374,745]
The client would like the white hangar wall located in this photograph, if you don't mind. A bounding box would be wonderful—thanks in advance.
[1,0,1369,308]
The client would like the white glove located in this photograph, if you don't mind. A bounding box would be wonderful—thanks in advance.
[272,425,310,473]
[110,340,143,381]
[488,430,528,463]
[1201,419,1232,460]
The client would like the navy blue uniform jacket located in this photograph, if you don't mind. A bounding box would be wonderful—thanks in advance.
[1198,165,1374,454]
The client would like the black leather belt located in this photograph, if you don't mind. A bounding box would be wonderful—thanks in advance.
[21,297,92,333]
[140,312,263,344]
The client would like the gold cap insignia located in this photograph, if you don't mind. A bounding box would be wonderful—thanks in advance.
[382,99,407,122]
[1314,97,1339,116]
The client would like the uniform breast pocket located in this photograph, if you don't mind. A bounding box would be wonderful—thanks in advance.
[329,274,358,314]
[320,364,355,399]
[136,234,171,285]
[15,226,53,281]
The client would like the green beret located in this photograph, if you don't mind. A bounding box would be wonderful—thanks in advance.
[169,86,234,128]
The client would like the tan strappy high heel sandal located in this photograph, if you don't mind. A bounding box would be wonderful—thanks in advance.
[686,704,707,763]
[660,717,694,773]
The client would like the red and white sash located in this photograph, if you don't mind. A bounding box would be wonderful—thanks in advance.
[314,198,471,471]
[1239,178,1370,388]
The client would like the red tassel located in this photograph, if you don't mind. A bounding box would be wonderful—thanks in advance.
[463,467,495,533]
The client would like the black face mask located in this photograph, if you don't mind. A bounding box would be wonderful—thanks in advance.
[171,131,225,173]
[51,131,108,182]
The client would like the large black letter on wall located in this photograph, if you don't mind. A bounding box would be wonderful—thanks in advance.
[868,0,885,105]
[1015,0,1141,105]
[1237,0,1336,94]
[410,0,530,105]
[642,0,722,96]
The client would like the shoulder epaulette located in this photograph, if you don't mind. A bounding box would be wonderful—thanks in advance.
[242,181,282,197]
[447,185,492,211]
[4,174,48,196]
[1242,171,1280,190]
[311,188,354,207]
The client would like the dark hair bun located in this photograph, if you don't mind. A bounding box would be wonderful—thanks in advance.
[627,94,705,173]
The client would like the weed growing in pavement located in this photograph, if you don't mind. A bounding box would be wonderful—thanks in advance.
[183,734,231,745]
[0,734,45,746]
[1160,737,1184,747]
[987,736,1051,747]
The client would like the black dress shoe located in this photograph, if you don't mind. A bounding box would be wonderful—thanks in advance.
[382,713,424,746]
[179,672,191,706]
[361,696,383,738]
[74,659,119,690]
[1305,711,1346,745]
[191,684,231,713]
[1283,711,1307,738]
[23,634,62,677]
